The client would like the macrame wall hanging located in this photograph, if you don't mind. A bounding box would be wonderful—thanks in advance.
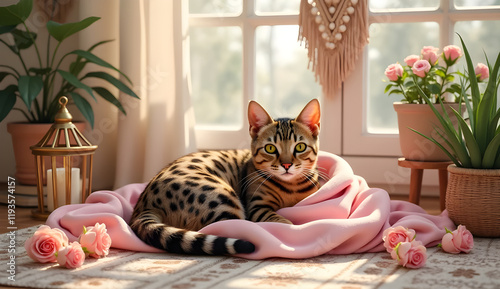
[299,0,369,98]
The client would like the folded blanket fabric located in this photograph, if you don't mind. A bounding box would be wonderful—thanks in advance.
[46,151,455,259]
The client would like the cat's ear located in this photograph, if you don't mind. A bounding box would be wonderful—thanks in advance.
[248,101,273,138]
[296,99,321,137]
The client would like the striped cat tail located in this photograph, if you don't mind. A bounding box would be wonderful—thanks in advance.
[130,211,255,255]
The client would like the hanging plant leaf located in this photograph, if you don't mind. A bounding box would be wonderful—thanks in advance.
[11,28,37,50]
[69,40,114,76]
[0,38,18,54]
[84,71,139,99]
[92,86,126,114]
[0,72,13,83]
[46,16,100,42]
[18,75,43,111]
[69,60,88,76]
[0,85,18,122]
[0,25,16,35]
[68,92,94,129]
[29,67,51,75]
[57,70,96,101]
[0,0,32,26]
[69,50,132,83]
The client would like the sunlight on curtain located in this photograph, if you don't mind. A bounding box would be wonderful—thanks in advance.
[114,0,196,188]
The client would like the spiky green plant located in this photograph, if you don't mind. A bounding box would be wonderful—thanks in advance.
[411,35,500,169]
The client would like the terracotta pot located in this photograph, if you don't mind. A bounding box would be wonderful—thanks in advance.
[7,122,86,185]
[393,102,463,162]
[446,165,500,237]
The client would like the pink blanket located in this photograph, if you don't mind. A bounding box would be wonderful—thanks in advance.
[46,151,455,259]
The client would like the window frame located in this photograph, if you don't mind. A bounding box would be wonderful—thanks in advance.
[344,1,500,157]
[342,0,500,190]
[188,0,342,153]
[186,0,500,193]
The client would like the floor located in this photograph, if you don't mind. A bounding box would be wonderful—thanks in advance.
[0,195,448,288]
[0,195,442,235]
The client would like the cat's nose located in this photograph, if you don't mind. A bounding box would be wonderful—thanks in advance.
[282,163,292,170]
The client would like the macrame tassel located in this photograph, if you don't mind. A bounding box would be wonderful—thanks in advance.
[299,0,369,98]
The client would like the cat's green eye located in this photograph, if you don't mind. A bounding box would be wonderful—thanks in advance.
[295,143,307,153]
[265,144,277,154]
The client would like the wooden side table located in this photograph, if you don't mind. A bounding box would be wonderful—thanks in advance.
[397,158,452,211]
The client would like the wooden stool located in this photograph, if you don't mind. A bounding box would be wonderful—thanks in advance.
[397,158,452,211]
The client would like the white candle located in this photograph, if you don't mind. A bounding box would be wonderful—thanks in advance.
[46,168,81,211]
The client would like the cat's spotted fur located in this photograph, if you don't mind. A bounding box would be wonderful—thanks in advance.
[130,99,321,255]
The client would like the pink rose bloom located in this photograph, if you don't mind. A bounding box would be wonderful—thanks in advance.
[57,242,85,269]
[441,225,474,254]
[404,55,420,67]
[24,225,69,263]
[391,240,427,269]
[412,60,431,78]
[475,63,489,81]
[79,223,112,258]
[443,45,462,64]
[421,46,439,65]
[385,63,404,81]
[382,226,416,253]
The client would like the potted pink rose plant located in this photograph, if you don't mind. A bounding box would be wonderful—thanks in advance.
[383,45,486,161]
[411,35,500,237]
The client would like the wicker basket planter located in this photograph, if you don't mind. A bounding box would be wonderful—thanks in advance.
[446,165,500,237]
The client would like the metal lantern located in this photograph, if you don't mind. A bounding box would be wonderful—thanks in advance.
[30,96,98,219]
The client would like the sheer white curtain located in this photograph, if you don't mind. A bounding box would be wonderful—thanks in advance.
[114,0,196,188]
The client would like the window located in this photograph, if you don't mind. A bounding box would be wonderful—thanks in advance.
[188,0,330,150]
[343,0,500,188]
[186,0,500,191]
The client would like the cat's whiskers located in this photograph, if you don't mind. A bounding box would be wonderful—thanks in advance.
[239,170,266,192]
[238,170,268,188]
[247,170,273,201]
[304,167,329,181]
[299,170,321,190]
[318,171,330,181]
[301,166,330,189]
[240,169,275,200]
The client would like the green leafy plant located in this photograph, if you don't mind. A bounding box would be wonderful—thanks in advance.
[411,35,500,169]
[0,0,138,128]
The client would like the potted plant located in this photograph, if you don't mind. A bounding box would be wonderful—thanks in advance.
[0,0,138,185]
[384,45,468,161]
[412,35,500,237]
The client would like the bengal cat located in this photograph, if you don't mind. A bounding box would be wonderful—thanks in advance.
[130,99,321,255]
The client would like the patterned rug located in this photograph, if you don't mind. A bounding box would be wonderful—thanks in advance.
[2,226,500,289]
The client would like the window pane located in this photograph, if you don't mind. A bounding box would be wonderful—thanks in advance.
[255,0,299,14]
[190,27,243,127]
[455,0,500,7]
[367,22,439,133]
[189,0,242,15]
[455,20,500,104]
[370,0,438,11]
[255,25,322,119]
[454,21,500,64]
